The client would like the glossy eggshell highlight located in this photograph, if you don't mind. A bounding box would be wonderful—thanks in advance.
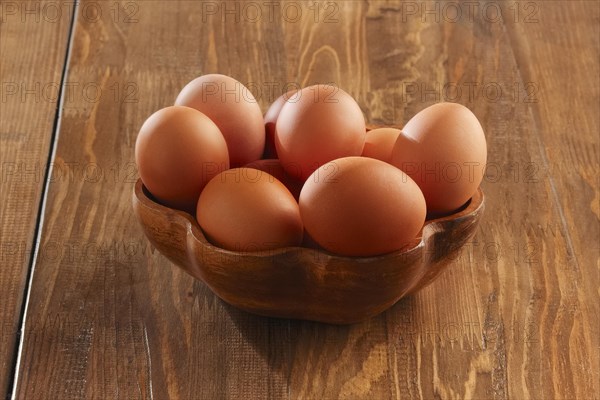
[263,90,299,159]
[362,127,402,162]
[244,159,304,200]
[299,157,426,257]
[196,168,304,252]
[391,102,487,214]
[135,106,229,213]
[275,85,366,181]
[175,74,265,166]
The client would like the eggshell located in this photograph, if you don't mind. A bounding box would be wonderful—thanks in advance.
[299,157,426,257]
[197,168,304,251]
[362,127,402,162]
[275,84,366,180]
[390,102,487,214]
[135,106,229,213]
[244,159,304,200]
[263,90,299,158]
[175,74,265,166]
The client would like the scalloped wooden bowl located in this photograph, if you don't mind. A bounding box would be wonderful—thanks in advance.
[132,178,484,324]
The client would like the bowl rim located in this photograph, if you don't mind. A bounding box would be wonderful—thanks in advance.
[133,178,484,261]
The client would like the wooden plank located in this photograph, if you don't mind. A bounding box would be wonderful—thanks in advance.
[499,2,600,397]
[13,0,599,398]
[374,1,599,398]
[13,1,297,398]
[371,1,599,398]
[0,0,72,395]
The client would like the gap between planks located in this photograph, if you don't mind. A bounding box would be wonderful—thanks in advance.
[6,2,80,399]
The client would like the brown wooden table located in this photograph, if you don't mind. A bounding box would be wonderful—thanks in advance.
[1,1,598,398]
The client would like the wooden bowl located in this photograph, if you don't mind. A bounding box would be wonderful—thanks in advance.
[133,179,484,324]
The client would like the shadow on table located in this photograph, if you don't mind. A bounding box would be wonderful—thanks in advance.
[221,294,419,375]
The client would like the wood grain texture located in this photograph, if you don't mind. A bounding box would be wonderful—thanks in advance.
[10,0,600,398]
[501,5,600,396]
[0,0,72,395]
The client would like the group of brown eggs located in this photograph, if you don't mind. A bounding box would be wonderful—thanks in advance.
[135,74,487,257]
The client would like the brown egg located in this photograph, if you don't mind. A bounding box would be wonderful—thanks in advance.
[244,159,304,200]
[299,157,426,257]
[275,84,366,181]
[390,102,487,215]
[135,106,229,213]
[197,168,304,251]
[175,74,265,166]
[263,90,299,158]
[362,127,402,162]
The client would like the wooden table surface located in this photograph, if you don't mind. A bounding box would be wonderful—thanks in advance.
[1,1,598,398]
